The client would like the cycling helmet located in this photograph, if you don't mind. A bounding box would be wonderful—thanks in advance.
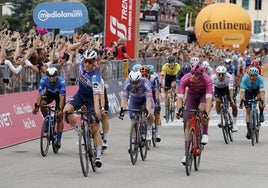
[181,63,191,73]
[140,65,149,76]
[237,57,243,63]
[225,58,232,64]
[248,67,259,75]
[129,71,142,82]
[190,57,200,65]
[83,49,97,60]
[168,55,175,63]
[191,61,205,74]
[202,61,209,68]
[147,64,155,74]
[132,63,142,72]
[232,54,238,61]
[251,60,259,67]
[46,67,58,77]
[216,66,227,74]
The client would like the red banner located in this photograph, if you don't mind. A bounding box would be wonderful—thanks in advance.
[104,0,139,58]
[0,86,78,149]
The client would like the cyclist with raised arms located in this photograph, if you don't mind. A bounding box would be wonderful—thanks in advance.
[33,67,66,149]
[118,71,155,142]
[63,49,103,168]
[176,61,213,165]
[239,67,265,139]
[211,65,238,132]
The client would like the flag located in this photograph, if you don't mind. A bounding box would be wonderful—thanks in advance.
[158,24,170,40]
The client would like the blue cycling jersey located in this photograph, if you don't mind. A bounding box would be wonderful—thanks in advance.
[240,74,264,91]
[38,76,66,96]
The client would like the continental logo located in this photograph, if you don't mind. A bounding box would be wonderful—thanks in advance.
[203,20,251,33]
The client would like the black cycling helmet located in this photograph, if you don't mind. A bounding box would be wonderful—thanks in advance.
[181,63,191,73]
[168,55,175,63]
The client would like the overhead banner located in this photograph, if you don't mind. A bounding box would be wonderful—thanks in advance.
[33,2,88,29]
[104,0,140,58]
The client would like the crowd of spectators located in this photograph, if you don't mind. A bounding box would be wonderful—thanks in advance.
[0,25,267,95]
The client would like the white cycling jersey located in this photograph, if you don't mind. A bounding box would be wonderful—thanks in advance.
[211,72,234,90]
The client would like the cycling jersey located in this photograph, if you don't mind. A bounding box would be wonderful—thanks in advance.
[178,72,213,98]
[38,76,66,96]
[211,72,234,89]
[161,63,180,76]
[225,64,235,75]
[240,74,265,92]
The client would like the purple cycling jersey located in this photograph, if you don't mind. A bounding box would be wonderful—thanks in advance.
[178,72,213,98]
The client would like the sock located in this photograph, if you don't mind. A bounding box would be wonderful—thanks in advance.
[233,117,237,124]
[96,145,102,158]
[103,132,108,141]
[202,124,208,135]
[56,131,62,144]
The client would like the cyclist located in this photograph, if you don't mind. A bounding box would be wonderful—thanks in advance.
[32,67,66,149]
[175,63,191,99]
[176,61,213,165]
[239,67,265,139]
[189,56,200,65]
[118,71,155,142]
[148,64,162,142]
[246,59,263,76]
[132,63,142,72]
[211,66,238,132]
[224,58,235,76]
[202,60,214,76]
[160,55,180,116]
[63,49,103,168]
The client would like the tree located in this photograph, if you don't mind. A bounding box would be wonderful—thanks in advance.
[178,6,198,31]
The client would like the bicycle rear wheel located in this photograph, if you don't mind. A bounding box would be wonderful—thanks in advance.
[129,124,139,165]
[152,124,157,147]
[194,129,202,171]
[186,129,194,176]
[79,130,89,177]
[40,117,50,157]
[140,122,148,161]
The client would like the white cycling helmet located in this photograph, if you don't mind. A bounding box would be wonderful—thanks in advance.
[129,71,142,82]
[83,49,97,60]
[46,67,58,77]
[248,67,259,75]
[216,65,227,74]
[190,57,200,65]
[202,61,209,68]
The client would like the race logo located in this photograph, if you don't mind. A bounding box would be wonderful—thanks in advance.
[110,16,127,39]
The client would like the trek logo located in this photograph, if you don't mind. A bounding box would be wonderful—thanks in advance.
[110,16,127,39]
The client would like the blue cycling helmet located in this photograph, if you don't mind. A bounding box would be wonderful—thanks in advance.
[147,64,155,73]
[245,58,251,67]
[181,63,191,73]
[248,67,259,75]
[132,63,142,72]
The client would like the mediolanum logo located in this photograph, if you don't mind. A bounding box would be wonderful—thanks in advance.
[110,16,127,39]
[202,20,251,33]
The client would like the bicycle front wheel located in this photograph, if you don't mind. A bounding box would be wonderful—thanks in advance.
[87,127,96,172]
[186,129,194,176]
[140,122,148,161]
[152,124,157,147]
[250,111,256,146]
[170,99,175,122]
[79,130,89,177]
[165,99,170,123]
[227,112,233,142]
[40,117,50,157]
[194,128,203,171]
[129,124,138,165]
[52,126,59,154]
[221,112,230,144]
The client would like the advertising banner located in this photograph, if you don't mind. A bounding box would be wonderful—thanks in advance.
[104,0,139,58]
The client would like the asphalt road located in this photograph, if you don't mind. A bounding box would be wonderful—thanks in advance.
[1,116,268,188]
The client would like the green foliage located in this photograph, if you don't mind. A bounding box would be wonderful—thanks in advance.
[178,6,198,30]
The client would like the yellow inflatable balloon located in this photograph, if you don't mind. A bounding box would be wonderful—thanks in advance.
[195,3,251,52]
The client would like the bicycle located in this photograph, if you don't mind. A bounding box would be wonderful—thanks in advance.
[71,107,97,177]
[244,98,262,146]
[38,104,59,157]
[120,107,149,165]
[163,86,176,123]
[219,95,233,144]
[183,109,205,176]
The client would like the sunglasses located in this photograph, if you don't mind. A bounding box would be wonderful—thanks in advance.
[84,59,95,64]
[48,76,57,82]
[130,80,140,85]
[218,73,225,77]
